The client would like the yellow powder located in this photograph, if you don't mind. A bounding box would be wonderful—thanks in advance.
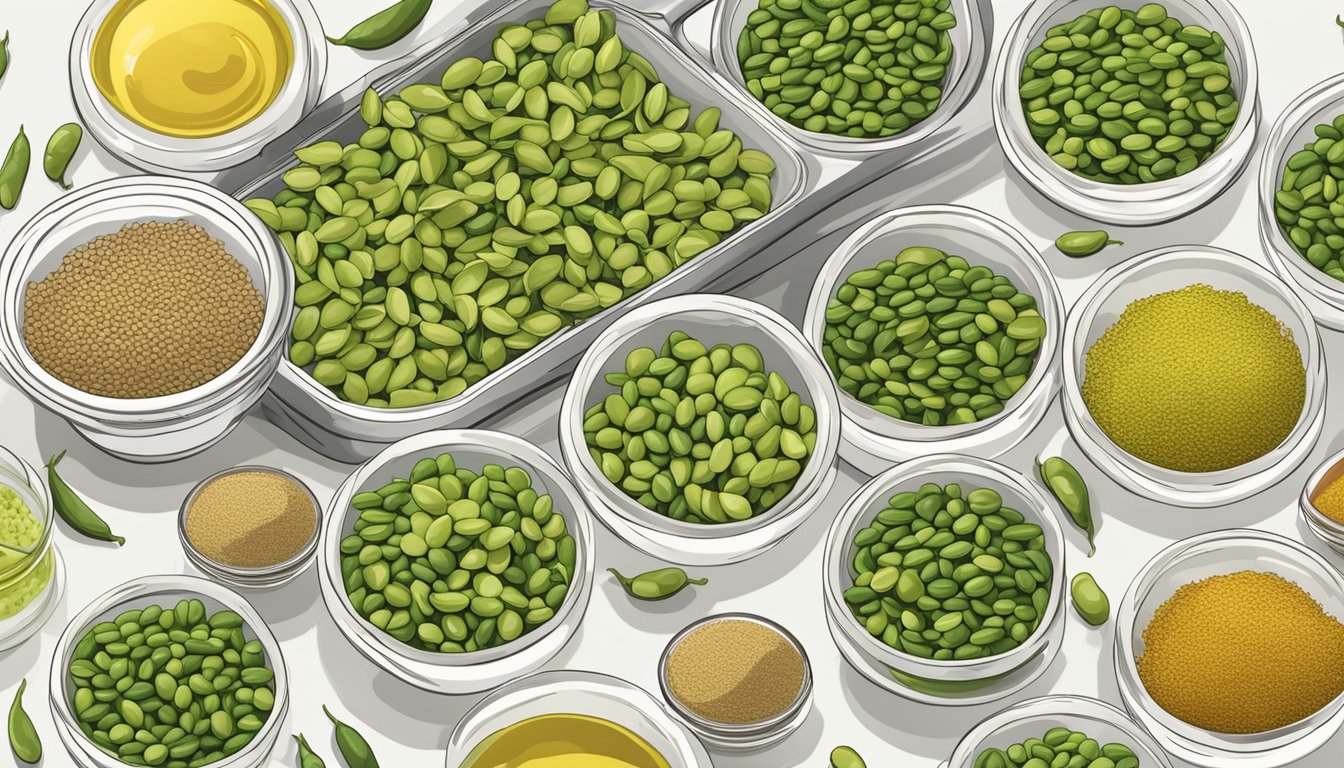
[666,618,804,724]
[1082,284,1305,473]
[1312,475,1344,524]
[1137,571,1344,733]
[186,470,315,568]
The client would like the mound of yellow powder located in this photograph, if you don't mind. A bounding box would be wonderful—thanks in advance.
[1137,571,1344,734]
[1082,284,1305,473]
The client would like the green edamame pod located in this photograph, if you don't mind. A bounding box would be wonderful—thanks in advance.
[1070,572,1110,626]
[8,679,41,765]
[1037,456,1095,555]
[47,450,125,546]
[43,122,82,190]
[296,733,326,767]
[0,125,30,210]
[0,32,9,82]
[323,706,380,768]
[1055,230,1123,258]
[327,0,432,50]
[1337,14,1344,28]
[608,567,707,601]
[830,746,866,768]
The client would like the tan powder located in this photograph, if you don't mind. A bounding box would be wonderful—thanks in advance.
[666,618,805,724]
[186,470,316,568]
[23,220,265,398]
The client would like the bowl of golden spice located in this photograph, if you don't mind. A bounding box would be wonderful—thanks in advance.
[0,176,294,462]
[69,0,326,174]
[1300,447,1344,555]
[1061,246,1325,507]
[1115,529,1344,768]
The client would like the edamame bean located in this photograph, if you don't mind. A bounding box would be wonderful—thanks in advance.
[43,122,83,190]
[1055,230,1122,258]
[975,729,1139,768]
[8,679,41,765]
[608,567,707,601]
[1020,3,1240,183]
[822,245,1047,427]
[323,706,380,768]
[1070,572,1110,626]
[583,333,818,523]
[327,0,432,50]
[830,745,867,768]
[0,32,9,83]
[1037,456,1094,555]
[1274,111,1344,282]
[296,733,327,767]
[0,125,29,210]
[47,450,124,546]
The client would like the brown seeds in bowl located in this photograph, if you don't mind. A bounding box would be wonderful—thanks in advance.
[665,617,805,724]
[186,470,317,568]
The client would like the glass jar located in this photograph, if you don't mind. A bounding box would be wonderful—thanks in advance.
[0,445,64,651]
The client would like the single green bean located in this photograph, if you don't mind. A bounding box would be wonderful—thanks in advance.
[296,733,326,767]
[47,450,124,546]
[8,679,41,765]
[830,745,867,768]
[323,706,380,768]
[327,0,432,50]
[43,122,82,190]
[608,567,707,601]
[0,125,30,210]
[1070,572,1110,626]
[0,32,9,83]
[1337,14,1344,29]
[1055,230,1123,258]
[1037,456,1094,555]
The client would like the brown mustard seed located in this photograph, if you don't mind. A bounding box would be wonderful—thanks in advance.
[1137,570,1344,734]
[22,220,265,398]
[666,618,805,724]
[185,470,316,568]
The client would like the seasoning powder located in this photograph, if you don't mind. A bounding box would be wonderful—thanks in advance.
[1137,570,1344,734]
[1082,284,1305,473]
[1312,473,1344,524]
[185,470,315,568]
[666,618,805,724]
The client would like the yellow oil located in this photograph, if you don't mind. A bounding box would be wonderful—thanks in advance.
[461,714,672,768]
[90,0,293,138]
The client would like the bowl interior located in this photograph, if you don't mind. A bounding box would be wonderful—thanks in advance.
[179,467,323,578]
[949,696,1172,768]
[0,447,51,560]
[808,207,1061,441]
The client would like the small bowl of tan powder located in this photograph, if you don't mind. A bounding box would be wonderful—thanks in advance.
[658,613,813,751]
[0,176,293,462]
[179,466,321,589]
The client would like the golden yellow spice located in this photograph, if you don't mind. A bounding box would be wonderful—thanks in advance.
[1082,284,1305,472]
[1312,474,1344,524]
[1137,571,1344,734]
[23,221,265,398]
[666,619,804,724]
[185,470,315,568]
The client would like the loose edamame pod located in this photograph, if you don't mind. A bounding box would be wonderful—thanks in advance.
[1037,456,1095,555]
[43,122,82,190]
[296,733,327,767]
[1055,230,1122,258]
[8,679,41,765]
[47,450,125,546]
[1070,572,1110,626]
[0,125,30,210]
[830,745,866,768]
[323,706,380,768]
[608,567,707,601]
[0,32,9,82]
[1337,14,1344,29]
[326,0,432,50]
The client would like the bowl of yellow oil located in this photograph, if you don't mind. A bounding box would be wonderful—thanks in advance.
[69,0,326,174]
[445,671,713,768]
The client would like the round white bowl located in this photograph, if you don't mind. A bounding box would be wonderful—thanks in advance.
[0,176,294,462]
[559,294,841,566]
[1061,246,1325,507]
[802,204,1064,475]
[993,0,1259,225]
[318,429,595,695]
[822,454,1067,706]
[1114,529,1344,768]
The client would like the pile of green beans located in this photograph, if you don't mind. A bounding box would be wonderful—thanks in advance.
[737,0,956,138]
[1274,113,1344,282]
[974,729,1140,768]
[582,332,818,524]
[843,482,1053,660]
[247,0,777,409]
[66,600,275,767]
[339,453,576,653]
[1018,3,1239,184]
[822,246,1046,427]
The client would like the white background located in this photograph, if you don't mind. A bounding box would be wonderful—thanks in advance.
[3,0,1344,766]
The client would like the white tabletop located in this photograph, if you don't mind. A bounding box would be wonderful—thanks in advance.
[3,0,1343,766]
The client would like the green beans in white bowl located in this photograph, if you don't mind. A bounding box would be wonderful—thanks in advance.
[560,294,841,566]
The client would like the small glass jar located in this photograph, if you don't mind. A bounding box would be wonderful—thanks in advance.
[1113,529,1344,768]
[559,294,842,566]
[48,575,289,768]
[0,445,64,651]
[1300,447,1344,555]
[939,695,1175,768]
[444,670,713,768]
[992,0,1260,225]
[1061,246,1325,507]
[822,454,1067,706]
[319,429,596,695]
[801,205,1064,475]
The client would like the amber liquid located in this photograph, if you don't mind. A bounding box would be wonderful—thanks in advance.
[461,714,672,768]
